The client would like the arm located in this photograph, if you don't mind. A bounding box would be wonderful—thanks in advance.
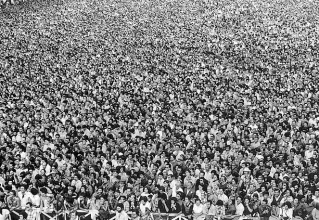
[160,199,169,213]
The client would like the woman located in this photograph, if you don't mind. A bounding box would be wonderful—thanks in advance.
[99,196,109,220]
[195,184,207,203]
[78,193,90,211]
[169,198,181,214]
[279,202,293,220]
[141,187,152,198]
[193,198,205,220]
[182,196,193,219]
[242,197,253,218]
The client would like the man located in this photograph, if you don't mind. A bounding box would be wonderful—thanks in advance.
[235,197,244,216]
[17,185,32,209]
[115,203,129,220]
[217,189,228,204]
[184,181,195,199]
[259,199,272,220]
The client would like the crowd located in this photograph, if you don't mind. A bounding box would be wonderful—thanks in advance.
[1,0,319,220]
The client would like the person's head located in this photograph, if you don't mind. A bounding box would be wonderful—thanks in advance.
[70,212,77,219]
[20,185,26,193]
[116,203,124,212]
[26,202,32,209]
[216,200,223,207]
[261,199,267,205]
[131,210,139,218]
[274,188,280,197]
[283,202,291,210]
[119,196,126,203]
[195,198,201,205]
[140,196,147,205]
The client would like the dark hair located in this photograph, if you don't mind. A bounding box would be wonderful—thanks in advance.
[117,203,124,210]
[216,200,224,206]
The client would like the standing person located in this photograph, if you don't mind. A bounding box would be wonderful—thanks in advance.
[115,203,129,220]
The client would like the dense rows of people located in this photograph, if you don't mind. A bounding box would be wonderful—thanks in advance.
[1,0,319,220]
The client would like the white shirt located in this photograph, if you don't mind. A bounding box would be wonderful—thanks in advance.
[0,209,9,220]
[280,208,293,219]
[115,211,129,220]
[305,150,314,160]
[217,194,228,204]
[30,194,41,207]
[235,203,245,215]
[140,202,151,216]
[18,191,32,208]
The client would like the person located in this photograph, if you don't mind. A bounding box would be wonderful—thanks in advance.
[169,197,181,214]
[69,212,79,220]
[279,202,293,220]
[98,196,109,220]
[192,199,205,220]
[311,202,319,220]
[131,209,141,220]
[25,202,37,220]
[17,185,31,210]
[115,203,129,220]
[1,2,319,220]
[203,201,215,220]
[0,199,9,220]
[6,190,20,211]
[215,200,225,220]
[259,199,272,220]
[181,196,193,219]
[140,196,152,217]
